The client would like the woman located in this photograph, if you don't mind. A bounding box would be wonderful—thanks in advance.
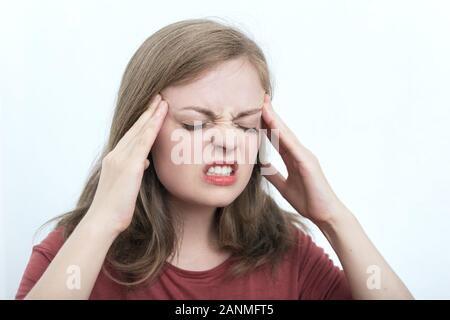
[16,18,413,300]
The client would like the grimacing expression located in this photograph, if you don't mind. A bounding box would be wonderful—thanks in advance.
[151,57,266,208]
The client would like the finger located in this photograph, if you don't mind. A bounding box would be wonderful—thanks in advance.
[115,94,162,151]
[136,97,167,137]
[261,94,298,157]
[127,100,168,160]
[260,162,287,195]
[261,94,312,164]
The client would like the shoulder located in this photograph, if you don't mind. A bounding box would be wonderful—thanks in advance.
[15,226,67,299]
[288,225,320,261]
[288,226,353,299]
[288,225,338,274]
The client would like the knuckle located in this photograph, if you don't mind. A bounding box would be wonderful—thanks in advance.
[102,153,113,165]
[102,152,122,169]
[137,135,149,149]
[102,151,144,175]
[307,154,320,169]
[140,126,156,142]
[145,122,156,133]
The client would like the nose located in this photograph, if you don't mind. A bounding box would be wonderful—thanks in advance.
[206,122,238,154]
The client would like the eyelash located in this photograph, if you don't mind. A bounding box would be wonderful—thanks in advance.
[182,123,257,132]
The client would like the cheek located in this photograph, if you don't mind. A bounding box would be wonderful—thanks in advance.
[152,122,171,161]
[239,133,260,165]
[151,124,198,185]
[152,124,179,178]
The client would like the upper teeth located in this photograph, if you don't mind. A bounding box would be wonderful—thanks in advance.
[207,165,233,176]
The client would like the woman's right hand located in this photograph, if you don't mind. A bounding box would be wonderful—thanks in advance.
[84,94,168,236]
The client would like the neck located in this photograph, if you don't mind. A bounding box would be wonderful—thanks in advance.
[168,196,220,254]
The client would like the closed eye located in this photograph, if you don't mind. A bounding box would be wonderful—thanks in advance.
[182,123,206,131]
[182,122,258,132]
[236,124,258,132]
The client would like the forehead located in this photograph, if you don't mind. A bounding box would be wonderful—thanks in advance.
[161,58,265,114]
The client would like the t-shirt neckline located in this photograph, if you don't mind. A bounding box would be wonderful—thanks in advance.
[163,255,235,279]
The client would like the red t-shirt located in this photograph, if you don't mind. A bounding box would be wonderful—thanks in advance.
[15,226,353,300]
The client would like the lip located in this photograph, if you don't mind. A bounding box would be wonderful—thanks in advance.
[202,161,238,186]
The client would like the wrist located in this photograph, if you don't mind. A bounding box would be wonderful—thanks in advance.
[78,210,121,244]
[316,205,356,237]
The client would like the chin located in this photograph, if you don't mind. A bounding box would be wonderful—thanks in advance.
[194,192,240,208]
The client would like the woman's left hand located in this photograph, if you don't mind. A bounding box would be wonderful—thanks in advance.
[260,94,349,227]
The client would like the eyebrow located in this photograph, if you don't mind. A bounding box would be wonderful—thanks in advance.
[179,106,262,120]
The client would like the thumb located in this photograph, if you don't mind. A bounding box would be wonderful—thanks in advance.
[260,162,286,194]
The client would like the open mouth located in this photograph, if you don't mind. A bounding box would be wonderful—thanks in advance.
[203,161,238,177]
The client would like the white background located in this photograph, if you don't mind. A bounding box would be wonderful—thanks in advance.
[1,0,450,299]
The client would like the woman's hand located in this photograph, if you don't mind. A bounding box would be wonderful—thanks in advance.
[85,94,168,236]
[260,94,349,227]
[260,94,414,299]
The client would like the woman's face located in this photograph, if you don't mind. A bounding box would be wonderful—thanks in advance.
[152,57,265,208]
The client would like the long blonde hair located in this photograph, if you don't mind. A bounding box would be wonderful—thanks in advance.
[46,18,306,288]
